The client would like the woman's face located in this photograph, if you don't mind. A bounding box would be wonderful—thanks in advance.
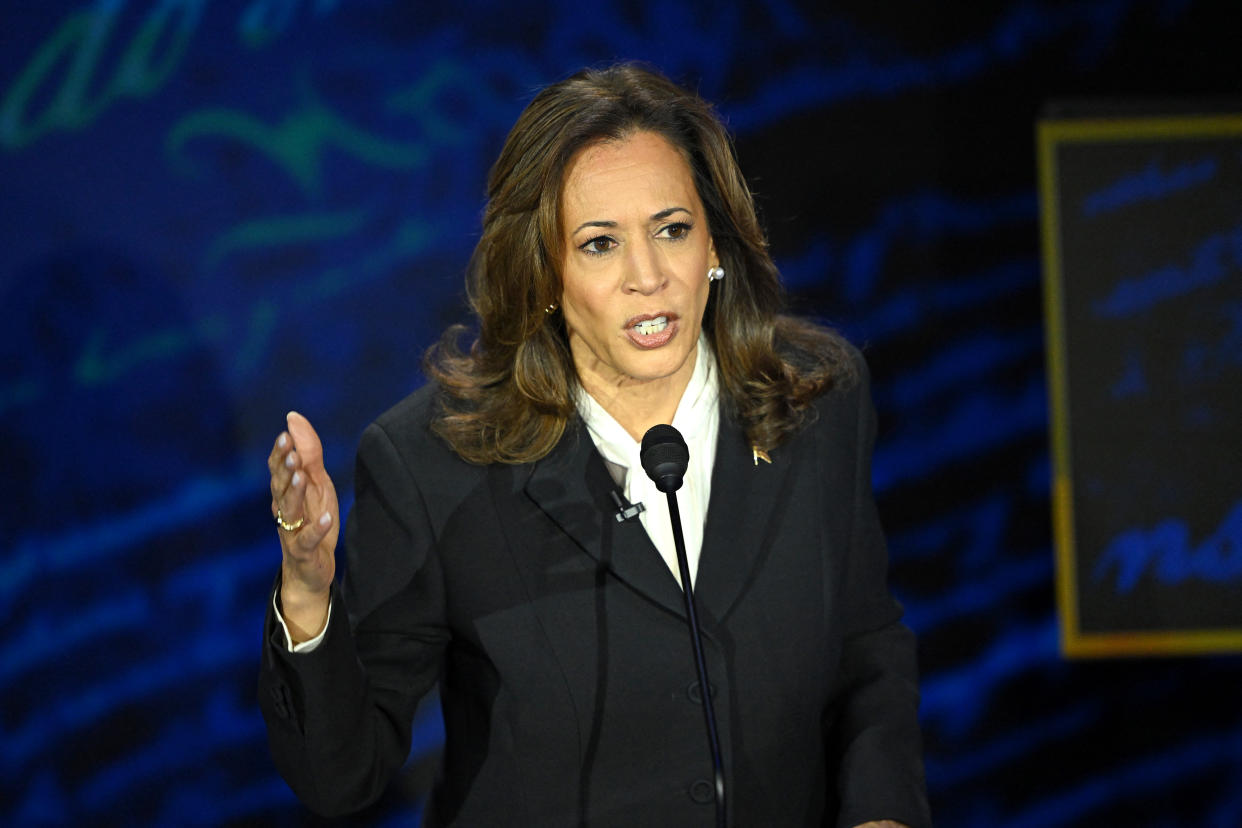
[559,130,717,397]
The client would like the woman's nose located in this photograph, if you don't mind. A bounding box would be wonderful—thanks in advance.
[622,240,668,295]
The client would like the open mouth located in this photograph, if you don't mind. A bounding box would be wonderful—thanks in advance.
[632,316,669,336]
[624,312,678,349]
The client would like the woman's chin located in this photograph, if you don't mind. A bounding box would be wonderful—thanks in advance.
[617,344,698,386]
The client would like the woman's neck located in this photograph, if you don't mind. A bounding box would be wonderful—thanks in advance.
[577,344,699,443]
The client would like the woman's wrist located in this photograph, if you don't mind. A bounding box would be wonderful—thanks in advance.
[278,582,331,644]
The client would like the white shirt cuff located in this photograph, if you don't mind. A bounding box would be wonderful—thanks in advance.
[272,590,332,653]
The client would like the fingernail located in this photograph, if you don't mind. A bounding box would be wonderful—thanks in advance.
[319,512,331,527]
[278,433,288,449]
[285,453,296,469]
[291,471,302,487]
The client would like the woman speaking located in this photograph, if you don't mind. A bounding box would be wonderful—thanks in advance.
[260,62,930,828]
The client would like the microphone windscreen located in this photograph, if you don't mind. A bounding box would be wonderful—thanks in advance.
[641,424,689,493]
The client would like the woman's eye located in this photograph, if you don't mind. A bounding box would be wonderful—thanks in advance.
[580,236,616,255]
[658,222,692,240]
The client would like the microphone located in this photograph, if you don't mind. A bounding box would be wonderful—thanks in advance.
[640,424,688,493]
[640,424,726,828]
[609,490,645,523]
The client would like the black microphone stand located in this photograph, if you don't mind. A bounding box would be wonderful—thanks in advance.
[666,489,727,828]
[642,424,727,827]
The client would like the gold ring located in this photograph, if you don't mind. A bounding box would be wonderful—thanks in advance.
[275,507,305,532]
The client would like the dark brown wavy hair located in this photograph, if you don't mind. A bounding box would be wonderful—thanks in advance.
[425,62,855,464]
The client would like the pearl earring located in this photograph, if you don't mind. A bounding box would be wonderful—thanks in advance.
[707,266,725,282]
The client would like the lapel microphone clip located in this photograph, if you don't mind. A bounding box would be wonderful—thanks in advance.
[610,490,645,523]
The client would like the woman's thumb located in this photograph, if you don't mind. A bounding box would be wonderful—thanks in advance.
[286,410,324,466]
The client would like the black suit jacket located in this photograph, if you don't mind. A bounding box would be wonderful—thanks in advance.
[259,353,931,827]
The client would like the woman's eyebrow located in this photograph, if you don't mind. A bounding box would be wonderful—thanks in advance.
[571,207,691,236]
[572,219,617,234]
[651,206,691,221]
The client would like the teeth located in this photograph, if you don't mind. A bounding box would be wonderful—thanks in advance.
[634,316,668,336]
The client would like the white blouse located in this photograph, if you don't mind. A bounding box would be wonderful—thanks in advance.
[576,336,720,588]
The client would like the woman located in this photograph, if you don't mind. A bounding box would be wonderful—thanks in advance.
[260,63,930,828]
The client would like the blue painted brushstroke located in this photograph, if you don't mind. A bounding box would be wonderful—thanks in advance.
[1093,222,1242,318]
[888,494,1011,563]
[1082,157,1218,218]
[9,768,69,826]
[0,467,266,616]
[1026,453,1052,498]
[779,190,1036,302]
[160,542,280,613]
[76,691,262,809]
[0,590,150,684]
[920,618,1060,737]
[845,192,1035,304]
[847,259,1039,346]
[725,0,1156,131]
[1002,722,1242,828]
[1111,349,1149,398]
[874,328,1044,410]
[887,494,1016,580]
[1094,499,1242,592]
[872,377,1048,493]
[925,701,1099,788]
[1183,299,1242,384]
[0,630,253,771]
[902,554,1052,633]
[0,448,350,620]
[1207,768,1242,828]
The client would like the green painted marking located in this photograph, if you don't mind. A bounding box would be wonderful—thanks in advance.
[167,91,430,197]
[1,2,201,150]
[386,60,472,144]
[203,207,371,271]
[0,377,45,415]
[73,313,226,387]
[230,300,278,378]
[309,218,431,298]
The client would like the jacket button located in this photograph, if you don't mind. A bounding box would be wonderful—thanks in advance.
[686,680,716,703]
[689,779,715,804]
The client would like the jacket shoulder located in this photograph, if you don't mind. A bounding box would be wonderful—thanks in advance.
[359,382,483,490]
[798,336,870,424]
[372,381,439,436]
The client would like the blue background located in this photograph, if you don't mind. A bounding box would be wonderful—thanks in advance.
[3,1,1241,825]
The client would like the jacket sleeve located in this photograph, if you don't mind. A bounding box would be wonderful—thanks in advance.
[829,352,933,828]
[258,420,450,817]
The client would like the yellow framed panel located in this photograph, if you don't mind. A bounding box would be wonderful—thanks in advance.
[1037,113,1242,658]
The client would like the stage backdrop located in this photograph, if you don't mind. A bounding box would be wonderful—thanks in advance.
[4,2,1242,826]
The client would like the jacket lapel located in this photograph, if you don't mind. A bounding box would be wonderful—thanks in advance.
[523,422,687,619]
[694,411,798,623]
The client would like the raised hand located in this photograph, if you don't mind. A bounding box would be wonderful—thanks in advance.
[268,410,339,643]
